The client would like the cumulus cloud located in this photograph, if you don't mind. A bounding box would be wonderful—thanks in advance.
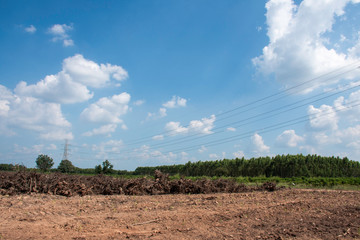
[81,92,130,124]
[25,25,36,33]
[40,129,74,141]
[48,24,74,47]
[0,85,72,140]
[162,96,187,108]
[146,108,167,120]
[146,96,187,121]
[333,89,360,121]
[15,54,128,104]
[132,145,178,162]
[83,124,117,137]
[91,140,124,159]
[276,129,304,147]
[253,0,360,93]
[165,115,216,136]
[308,104,338,131]
[251,133,270,155]
[62,55,128,88]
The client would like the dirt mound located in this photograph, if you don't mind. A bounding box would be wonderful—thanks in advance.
[0,170,279,196]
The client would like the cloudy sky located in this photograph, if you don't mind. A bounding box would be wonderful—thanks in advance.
[1,0,360,170]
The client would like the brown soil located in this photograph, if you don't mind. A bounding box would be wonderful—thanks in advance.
[0,172,359,239]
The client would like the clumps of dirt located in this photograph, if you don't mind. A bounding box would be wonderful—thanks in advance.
[0,170,280,196]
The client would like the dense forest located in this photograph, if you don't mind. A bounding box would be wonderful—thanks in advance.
[134,154,360,178]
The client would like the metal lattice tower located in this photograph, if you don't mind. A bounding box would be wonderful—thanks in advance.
[62,139,69,160]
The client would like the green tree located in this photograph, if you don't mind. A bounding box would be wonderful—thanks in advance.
[95,164,102,174]
[102,160,114,174]
[57,159,75,173]
[94,160,114,174]
[36,154,54,172]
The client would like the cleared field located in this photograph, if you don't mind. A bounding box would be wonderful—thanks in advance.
[1,188,360,239]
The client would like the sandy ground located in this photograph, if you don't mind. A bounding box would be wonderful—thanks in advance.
[1,188,360,240]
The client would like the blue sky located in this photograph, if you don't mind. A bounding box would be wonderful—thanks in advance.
[1,0,360,170]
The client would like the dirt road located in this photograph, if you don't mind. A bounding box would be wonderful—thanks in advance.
[1,188,359,239]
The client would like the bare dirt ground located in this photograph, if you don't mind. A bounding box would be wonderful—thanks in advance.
[1,188,360,240]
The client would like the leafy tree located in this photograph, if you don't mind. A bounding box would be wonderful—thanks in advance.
[102,160,114,174]
[36,154,54,172]
[95,164,102,174]
[94,160,114,174]
[58,159,75,173]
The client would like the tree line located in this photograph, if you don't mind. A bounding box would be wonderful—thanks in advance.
[134,154,360,178]
[1,154,360,178]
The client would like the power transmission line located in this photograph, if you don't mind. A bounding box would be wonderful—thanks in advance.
[123,62,360,146]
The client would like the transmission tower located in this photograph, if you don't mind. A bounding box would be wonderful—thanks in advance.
[62,139,70,160]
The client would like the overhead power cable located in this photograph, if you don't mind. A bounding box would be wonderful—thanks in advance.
[147,100,360,156]
[123,62,360,146]
[112,80,360,156]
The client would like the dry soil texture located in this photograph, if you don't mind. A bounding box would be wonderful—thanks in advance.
[1,189,360,240]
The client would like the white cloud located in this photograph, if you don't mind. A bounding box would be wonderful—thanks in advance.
[133,100,145,106]
[334,89,360,121]
[48,24,74,47]
[15,54,128,104]
[83,124,117,137]
[62,54,128,88]
[152,135,164,141]
[276,129,304,147]
[333,125,360,149]
[253,0,360,93]
[233,150,245,158]
[15,72,93,104]
[308,104,338,131]
[209,153,218,159]
[91,140,124,159]
[25,25,36,33]
[14,144,43,154]
[0,100,10,117]
[251,133,270,155]
[198,145,207,153]
[348,31,360,58]
[0,92,71,134]
[63,39,74,47]
[81,92,130,124]
[227,127,236,132]
[163,96,187,108]
[146,96,187,121]
[146,107,167,120]
[47,144,57,150]
[165,115,216,136]
[40,129,74,141]
[165,121,188,135]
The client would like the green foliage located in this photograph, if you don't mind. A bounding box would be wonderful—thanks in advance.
[0,163,15,171]
[94,160,114,174]
[95,164,102,174]
[134,154,360,178]
[57,159,75,173]
[35,154,54,172]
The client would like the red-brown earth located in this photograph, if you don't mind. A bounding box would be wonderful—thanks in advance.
[0,171,359,239]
